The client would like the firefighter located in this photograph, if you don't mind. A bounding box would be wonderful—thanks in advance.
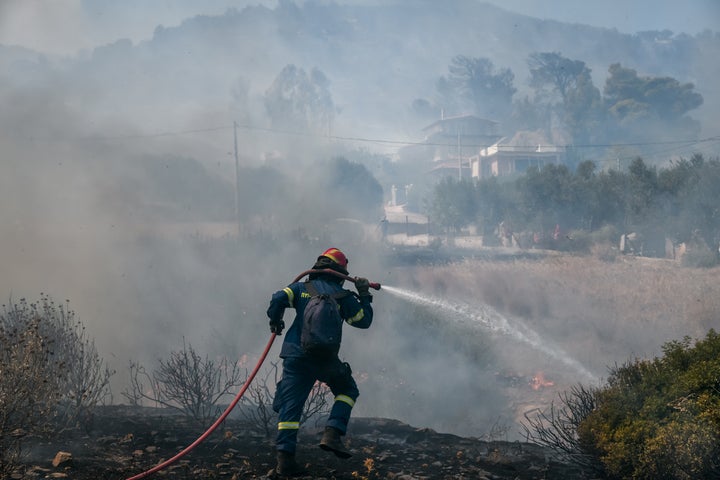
[266,247,374,477]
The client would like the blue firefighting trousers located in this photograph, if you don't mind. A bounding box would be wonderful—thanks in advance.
[272,355,359,453]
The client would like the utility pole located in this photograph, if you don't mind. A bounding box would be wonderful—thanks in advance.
[233,121,241,237]
[457,131,462,180]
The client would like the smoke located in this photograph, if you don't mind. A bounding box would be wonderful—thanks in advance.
[0,71,387,404]
[0,0,89,54]
[335,281,602,438]
[1,1,718,439]
[381,285,599,383]
[0,0,280,55]
[343,288,511,437]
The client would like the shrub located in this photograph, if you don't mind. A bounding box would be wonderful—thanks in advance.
[590,242,618,262]
[681,245,719,268]
[526,330,720,479]
[123,339,245,426]
[239,361,332,439]
[0,295,112,475]
[522,384,603,472]
[239,361,280,439]
[124,344,333,436]
[556,229,592,253]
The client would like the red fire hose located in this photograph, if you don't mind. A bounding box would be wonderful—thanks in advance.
[290,268,382,290]
[125,333,276,480]
[125,269,380,479]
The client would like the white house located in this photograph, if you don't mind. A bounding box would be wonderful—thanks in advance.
[471,130,565,179]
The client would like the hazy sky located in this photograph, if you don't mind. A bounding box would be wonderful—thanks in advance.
[0,0,717,55]
[489,0,719,35]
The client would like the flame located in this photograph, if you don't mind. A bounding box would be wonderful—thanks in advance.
[237,354,249,368]
[530,371,554,390]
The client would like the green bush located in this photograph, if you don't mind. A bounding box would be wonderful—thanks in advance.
[553,226,619,254]
[681,246,719,268]
[577,330,720,479]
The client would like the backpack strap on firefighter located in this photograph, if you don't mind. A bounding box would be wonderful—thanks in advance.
[301,281,351,357]
[304,280,351,301]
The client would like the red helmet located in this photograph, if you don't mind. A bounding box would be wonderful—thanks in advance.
[319,247,348,268]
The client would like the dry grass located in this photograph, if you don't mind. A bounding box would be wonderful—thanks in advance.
[394,255,720,379]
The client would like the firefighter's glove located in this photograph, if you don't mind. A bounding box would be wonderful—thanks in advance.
[269,318,285,335]
[354,277,372,298]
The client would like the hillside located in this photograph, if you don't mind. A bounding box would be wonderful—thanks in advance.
[1,1,717,146]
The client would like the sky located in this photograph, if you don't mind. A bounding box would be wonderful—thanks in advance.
[0,0,717,56]
[491,0,719,35]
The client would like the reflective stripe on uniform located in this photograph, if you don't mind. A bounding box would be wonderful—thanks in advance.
[346,308,365,325]
[278,421,300,430]
[335,394,355,408]
[283,287,294,307]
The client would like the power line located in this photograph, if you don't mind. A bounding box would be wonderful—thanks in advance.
[233,123,720,151]
[614,137,720,162]
[5,125,233,143]
[232,123,417,146]
[5,121,720,155]
[86,125,233,140]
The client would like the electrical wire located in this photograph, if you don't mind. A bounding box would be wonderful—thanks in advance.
[4,120,719,158]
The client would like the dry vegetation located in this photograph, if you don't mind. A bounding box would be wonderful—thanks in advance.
[395,254,720,378]
[5,252,718,478]
[0,296,113,476]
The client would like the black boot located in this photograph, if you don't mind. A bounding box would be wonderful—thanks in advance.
[319,426,352,459]
[275,450,306,477]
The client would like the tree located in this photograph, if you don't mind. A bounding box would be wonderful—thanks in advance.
[572,160,601,230]
[437,56,516,120]
[563,71,604,144]
[626,157,659,229]
[410,97,440,122]
[509,95,550,132]
[604,63,703,141]
[309,156,384,224]
[575,160,596,181]
[264,64,335,134]
[527,52,603,144]
[516,164,579,231]
[429,177,476,233]
[474,176,516,236]
[137,154,235,222]
[528,52,591,103]
[671,155,720,248]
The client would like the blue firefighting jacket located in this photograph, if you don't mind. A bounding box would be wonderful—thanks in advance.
[267,277,373,358]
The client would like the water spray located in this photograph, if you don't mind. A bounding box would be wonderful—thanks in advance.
[382,285,598,384]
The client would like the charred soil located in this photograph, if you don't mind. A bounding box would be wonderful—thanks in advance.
[11,406,597,480]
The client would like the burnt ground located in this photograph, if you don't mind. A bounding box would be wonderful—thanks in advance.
[10,406,600,480]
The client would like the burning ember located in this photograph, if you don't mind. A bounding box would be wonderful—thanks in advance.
[530,372,554,390]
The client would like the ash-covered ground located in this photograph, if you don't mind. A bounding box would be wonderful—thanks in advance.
[12,405,596,479]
